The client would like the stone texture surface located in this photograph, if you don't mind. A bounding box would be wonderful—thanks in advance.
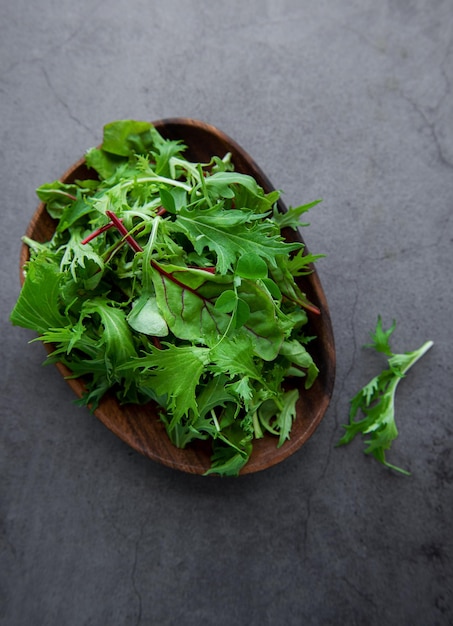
[1,1,452,625]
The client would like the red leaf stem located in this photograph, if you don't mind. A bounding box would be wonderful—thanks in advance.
[150,260,204,297]
[81,221,117,245]
[105,210,143,253]
[282,293,320,316]
[83,211,216,304]
[188,266,216,274]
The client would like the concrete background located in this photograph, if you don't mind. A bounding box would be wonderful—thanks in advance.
[1,1,452,624]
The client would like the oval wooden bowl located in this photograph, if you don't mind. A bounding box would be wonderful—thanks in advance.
[20,118,336,475]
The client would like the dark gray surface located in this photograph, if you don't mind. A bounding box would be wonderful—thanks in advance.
[1,2,452,625]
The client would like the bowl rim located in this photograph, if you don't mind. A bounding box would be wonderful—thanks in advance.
[19,117,336,475]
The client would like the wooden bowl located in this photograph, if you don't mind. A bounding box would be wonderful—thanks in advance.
[20,118,336,475]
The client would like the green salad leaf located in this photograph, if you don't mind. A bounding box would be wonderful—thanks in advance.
[337,316,433,475]
[11,251,69,332]
[11,119,323,476]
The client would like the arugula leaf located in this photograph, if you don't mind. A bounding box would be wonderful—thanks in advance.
[85,119,185,181]
[85,147,124,180]
[202,171,265,203]
[286,248,326,277]
[255,387,299,447]
[56,198,93,233]
[148,127,186,178]
[273,199,322,230]
[337,316,433,474]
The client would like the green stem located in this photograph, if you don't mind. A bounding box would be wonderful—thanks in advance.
[389,340,434,395]
[402,341,434,374]
[211,409,221,433]
[252,411,264,439]
[142,216,161,292]
[119,174,191,193]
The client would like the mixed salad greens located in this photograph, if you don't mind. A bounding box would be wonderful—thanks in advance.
[11,120,324,476]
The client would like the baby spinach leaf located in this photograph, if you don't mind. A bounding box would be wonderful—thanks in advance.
[215,289,237,313]
[236,252,268,280]
[126,295,169,336]
[233,298,250,328]
[150,263,232,343]
[101,119,153,157]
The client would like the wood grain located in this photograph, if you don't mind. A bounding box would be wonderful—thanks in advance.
[19,118,336,475]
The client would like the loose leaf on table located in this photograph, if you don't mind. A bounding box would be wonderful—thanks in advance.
[337,316,433,475]
[364,315,396,357]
